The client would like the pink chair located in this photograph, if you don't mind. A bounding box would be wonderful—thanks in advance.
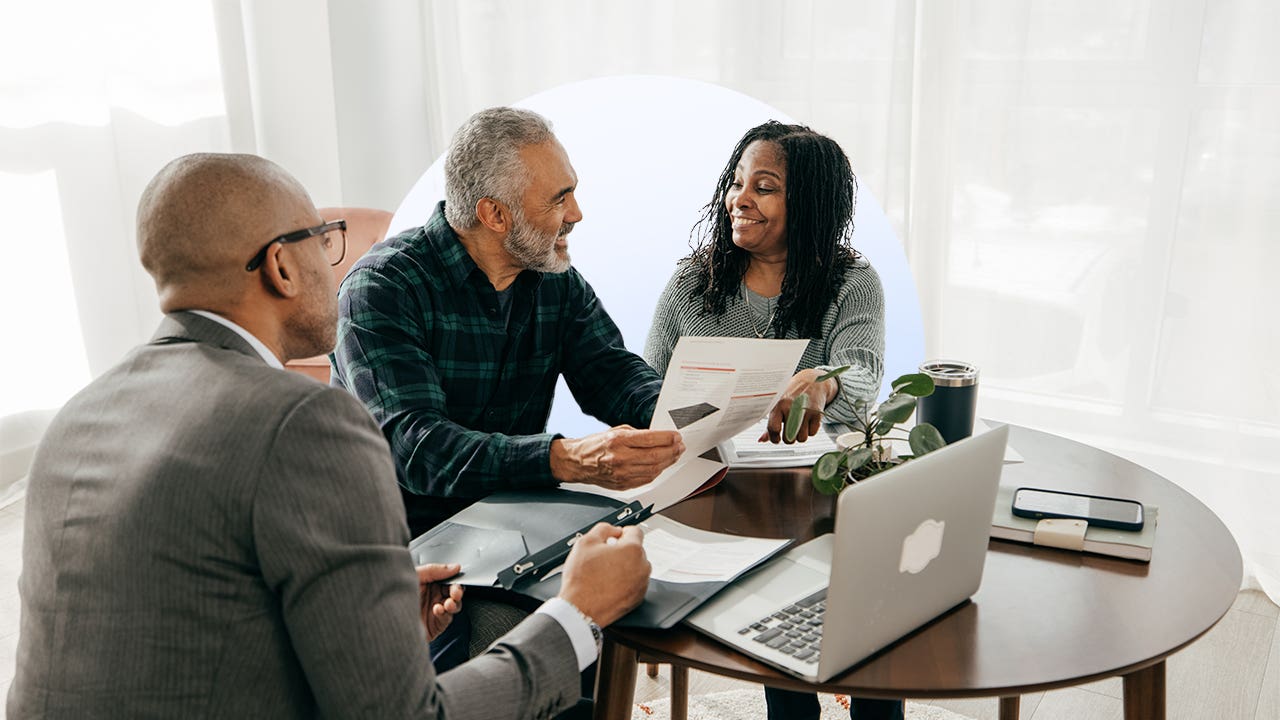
[284,207,393,383]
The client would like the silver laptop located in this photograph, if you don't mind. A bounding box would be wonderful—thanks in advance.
[684,424,1008,682]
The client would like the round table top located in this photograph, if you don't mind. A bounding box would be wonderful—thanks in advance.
[609,424,1243,698]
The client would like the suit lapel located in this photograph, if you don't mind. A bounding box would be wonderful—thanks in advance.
[150,311,264,364]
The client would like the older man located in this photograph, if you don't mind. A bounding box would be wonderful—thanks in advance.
[8,153,650,719]
[332,107,684,537]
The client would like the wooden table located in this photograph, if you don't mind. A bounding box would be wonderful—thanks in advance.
[593,424,1242,720]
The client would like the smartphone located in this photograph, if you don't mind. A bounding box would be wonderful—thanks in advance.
[1011,487,1144,531]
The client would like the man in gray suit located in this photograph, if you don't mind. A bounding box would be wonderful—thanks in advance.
[8,153,650,719]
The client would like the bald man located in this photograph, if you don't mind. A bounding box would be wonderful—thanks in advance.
[8,153,651,719]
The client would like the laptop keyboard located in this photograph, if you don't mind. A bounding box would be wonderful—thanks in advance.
[737,588,826,663]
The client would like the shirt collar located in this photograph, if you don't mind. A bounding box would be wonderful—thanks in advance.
[425,201,482,291]
[188,310,284,369]
[426,200,543,294]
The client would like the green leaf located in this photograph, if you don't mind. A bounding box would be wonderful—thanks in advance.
[784,392,808,443]
[873,419,895,436]
[816,365,851,382]
[812,450,848,494]
[845,446,873,471]
[890,373,935,397]
[813,451,844,482]
[908,423,946,458]
[812,471,845,495]
[876,392,917,426]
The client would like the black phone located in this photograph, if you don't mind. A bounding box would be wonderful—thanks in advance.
[1011,487,1144,531]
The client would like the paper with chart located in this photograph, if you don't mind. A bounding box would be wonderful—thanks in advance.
[654,337,810,456]
[565,336,809,512]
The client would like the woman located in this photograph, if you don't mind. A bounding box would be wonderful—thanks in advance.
[646,120,885,443]
[644,122,898,720]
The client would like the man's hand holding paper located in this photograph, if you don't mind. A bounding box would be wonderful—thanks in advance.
[563,337,809,512]
[550,426,685,490]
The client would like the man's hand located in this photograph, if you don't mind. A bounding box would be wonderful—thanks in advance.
[558,523,650,627]
[762,369,839,444]
[550,426,684,490]
[417,563,464,642]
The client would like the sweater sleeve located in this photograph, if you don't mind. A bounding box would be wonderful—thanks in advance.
[643,265,686,378]
[817,262,886,424]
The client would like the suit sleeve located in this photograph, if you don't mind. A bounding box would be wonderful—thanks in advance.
[252,387,581,720]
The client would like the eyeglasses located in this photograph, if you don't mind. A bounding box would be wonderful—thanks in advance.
[245,220,348,272]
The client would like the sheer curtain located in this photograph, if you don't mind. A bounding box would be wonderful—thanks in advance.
[3,0,1275,600]
[0,1,231,498]
[225,0,1280,600]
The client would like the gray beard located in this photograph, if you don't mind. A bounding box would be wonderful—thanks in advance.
[504,209,572,273]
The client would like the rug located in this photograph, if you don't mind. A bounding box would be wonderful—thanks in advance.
[632,690,974,720]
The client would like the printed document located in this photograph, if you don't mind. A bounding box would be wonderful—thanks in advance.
[720,419,844,468]
[541,513,790,585]
[566,336,808,511]
[638,515,790,584]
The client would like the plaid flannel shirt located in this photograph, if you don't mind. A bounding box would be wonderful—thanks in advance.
[332,202,661,534]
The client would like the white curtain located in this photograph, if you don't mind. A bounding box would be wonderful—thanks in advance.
[0,0,232,496]
[3,0,1276,601]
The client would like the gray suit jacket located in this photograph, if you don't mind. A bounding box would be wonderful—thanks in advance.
[8,312,581,719]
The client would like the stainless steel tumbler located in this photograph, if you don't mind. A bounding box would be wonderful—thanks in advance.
[916,360,979,444]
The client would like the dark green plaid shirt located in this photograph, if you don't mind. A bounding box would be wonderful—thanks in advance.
[332,202,661,534]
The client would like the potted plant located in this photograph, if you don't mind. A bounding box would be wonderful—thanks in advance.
[784,369,946,494]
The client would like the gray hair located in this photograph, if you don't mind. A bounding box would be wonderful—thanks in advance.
[444,107,555,230]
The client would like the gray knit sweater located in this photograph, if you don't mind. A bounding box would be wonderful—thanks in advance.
[643,258,886,425]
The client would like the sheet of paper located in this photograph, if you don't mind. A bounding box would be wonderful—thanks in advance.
[721,419,843,468]
[651,337,810,458]
[565,336,809,512]
[638,515,790,584]
[569,454,726,512]
[532,511,790,585]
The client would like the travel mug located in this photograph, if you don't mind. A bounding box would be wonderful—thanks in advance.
[916,360,979,444]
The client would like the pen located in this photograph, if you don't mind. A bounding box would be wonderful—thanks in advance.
[497,501,652,590]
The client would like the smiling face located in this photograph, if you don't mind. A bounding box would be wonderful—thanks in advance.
[725,140,788,259]
[503,140,582,273]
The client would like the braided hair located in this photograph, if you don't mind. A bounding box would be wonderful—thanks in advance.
[684,121,860,339]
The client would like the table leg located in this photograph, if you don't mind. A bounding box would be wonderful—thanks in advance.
[1122,661,1166,720]
[998,695,1020,720]
[593,638,639,720]
[670,664,689,720]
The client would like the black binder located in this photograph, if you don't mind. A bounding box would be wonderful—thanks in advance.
[409,488,789,629]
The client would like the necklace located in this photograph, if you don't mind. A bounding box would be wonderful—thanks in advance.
[742,283,777,339]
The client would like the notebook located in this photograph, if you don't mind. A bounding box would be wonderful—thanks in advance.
[684,425,1009,682]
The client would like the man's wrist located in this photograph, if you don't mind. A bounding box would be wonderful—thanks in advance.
[537,597,601,671]
[549,437,575,483]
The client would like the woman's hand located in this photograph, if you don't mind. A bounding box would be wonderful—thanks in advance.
[761,369,839,443]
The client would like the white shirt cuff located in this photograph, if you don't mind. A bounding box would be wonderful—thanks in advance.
[536,597,598,671]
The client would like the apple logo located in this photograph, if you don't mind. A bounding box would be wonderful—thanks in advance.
[899,519,945,574]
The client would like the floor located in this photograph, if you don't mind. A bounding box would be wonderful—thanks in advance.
[0,499,1276,719]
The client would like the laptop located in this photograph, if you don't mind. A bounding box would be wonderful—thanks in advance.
[684,424,1009,682]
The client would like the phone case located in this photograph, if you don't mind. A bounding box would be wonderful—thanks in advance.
[1011,486,1144,531]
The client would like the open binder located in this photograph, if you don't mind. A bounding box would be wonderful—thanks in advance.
[409,487,789,628]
